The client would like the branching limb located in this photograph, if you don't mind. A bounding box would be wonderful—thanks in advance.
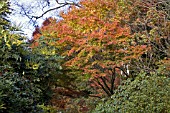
[11,0,82,26]
[32,0,82,20]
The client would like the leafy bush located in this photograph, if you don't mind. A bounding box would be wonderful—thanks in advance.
[0,29,63,112]
[0,73,43,113]
[94,73,170,113]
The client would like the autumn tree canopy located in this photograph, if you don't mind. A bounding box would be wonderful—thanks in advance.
[31,0,152,96]
[31,0,170,98]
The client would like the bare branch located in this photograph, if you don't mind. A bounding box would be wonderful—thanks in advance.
[11,0,82,27]
[32,0,82,20]
[110,68,116,94]
[114,66,129,77]
[99,76,112,95]
[96,79,112,96]
[32,4,68,19]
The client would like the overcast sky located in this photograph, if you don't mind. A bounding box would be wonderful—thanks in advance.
[9,0,78,39]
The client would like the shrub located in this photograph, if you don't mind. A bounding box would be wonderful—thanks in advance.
[0,73,43,113]
[94,73,170,113]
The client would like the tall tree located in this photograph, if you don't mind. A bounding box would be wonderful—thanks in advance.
[0,1,64,112]
[31,0,148,96]
[31,0,170,95]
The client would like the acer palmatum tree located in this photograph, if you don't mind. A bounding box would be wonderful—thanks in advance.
[31,0,149,96]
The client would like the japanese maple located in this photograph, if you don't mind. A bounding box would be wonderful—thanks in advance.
[31,0,170,96]
[31,0,150,96]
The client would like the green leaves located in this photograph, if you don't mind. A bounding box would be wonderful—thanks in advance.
[0,0,10,29]
[0,1,64,112]
[94,73,170,113]
[0,73,43,113]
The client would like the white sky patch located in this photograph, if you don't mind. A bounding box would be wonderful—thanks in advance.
[9,0,78,39]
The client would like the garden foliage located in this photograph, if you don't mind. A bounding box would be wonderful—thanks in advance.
[93,73,170,113]
[1,0,170,112]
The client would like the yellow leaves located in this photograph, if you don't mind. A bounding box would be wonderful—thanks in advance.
[32,64,39,70]
[26,62,40,70]
[5,41,11,49]
[149,27,159,37]
[77,48,86,58]
[2,31,7,42]
[12,40,23,46]
[41,47,56,55]
[85,51,94,62]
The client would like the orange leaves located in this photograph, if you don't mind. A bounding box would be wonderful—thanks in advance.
[67,47,76,56]
[58,36,74,44]
[35,1,145,59]
[32,0,137,76]
[26,0,170,99]
[31,0,162,96]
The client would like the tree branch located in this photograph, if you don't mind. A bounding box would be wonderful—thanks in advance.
[115,66,129,77]
[96,78,112,96]
[12,0,82,26]
[99,76,112,95]
[32,4,68,19]
[110,68,116,94]
[32,0,82,20]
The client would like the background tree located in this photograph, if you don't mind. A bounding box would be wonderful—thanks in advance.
[0,0,11,29]
[0,1,42,112]
[124,0,170,76]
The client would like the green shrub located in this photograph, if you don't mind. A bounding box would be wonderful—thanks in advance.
[0,73,43,113]
[94,73,170,113]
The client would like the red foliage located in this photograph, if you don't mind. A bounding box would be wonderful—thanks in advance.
[42,18,51,26]
[32,26,41,37]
